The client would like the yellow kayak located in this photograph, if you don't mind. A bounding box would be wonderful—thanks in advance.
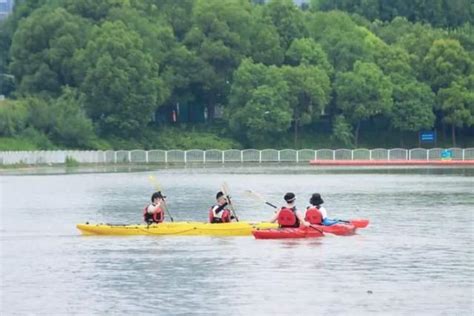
[76,221,278,236]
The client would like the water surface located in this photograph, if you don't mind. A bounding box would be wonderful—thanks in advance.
[1,166,473,315]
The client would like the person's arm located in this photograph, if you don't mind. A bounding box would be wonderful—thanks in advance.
[269,210,279,223]
[148,201,164,213]
[296,211,310,227]
[319,206,328,219]
[213,202,228,215]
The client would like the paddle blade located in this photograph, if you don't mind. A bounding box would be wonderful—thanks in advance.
[244,190,264,202]
[148,175,162,191]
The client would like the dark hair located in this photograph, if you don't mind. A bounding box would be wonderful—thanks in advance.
[151,191,165,202]
[310,193,324,206]
[284,192,296,203]
[216,191,224,200]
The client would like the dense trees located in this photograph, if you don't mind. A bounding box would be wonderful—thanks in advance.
[0,0,473,149]
[313,0,473,28]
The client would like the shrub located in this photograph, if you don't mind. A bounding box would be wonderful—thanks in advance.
[0,100,28,136]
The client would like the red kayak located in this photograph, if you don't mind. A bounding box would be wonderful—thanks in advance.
[315,223,356,236]
[348,219,369,228]
[252,226,324,239]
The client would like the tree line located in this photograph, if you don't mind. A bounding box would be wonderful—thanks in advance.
[0,0,472,149]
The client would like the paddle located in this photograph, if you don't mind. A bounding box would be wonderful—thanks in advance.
[221,182,239,222]
[245,190,323,234]
[245,190,368,229]
[244,190,278,209]
[148,175,174,222]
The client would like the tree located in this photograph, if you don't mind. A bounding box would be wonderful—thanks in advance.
[281,65,331,146]
[107,7,176,65]
[63,0,127,21]
[263,0,308,50]
[73,21,167,135]
[390,78,436,140]
[334,61,393,145]
[331,115,354,147]
[313,0,473,28]
[248,8,285,65]
[183,0,255,116]
[230,85,292,145]
[0,99,28,136]
[423,39,472,92]
[228,59,291,145]
[9,7,90,95]
[49,88,96,148]
[307,11,373,71]
[437,75,474,146]
[285,38,333,74]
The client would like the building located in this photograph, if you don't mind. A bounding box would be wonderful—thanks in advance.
[0,0,14,21]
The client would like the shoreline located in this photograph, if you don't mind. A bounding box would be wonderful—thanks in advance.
[2,162,474,176]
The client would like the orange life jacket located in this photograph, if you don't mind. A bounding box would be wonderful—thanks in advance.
[143,204,164,224]
[277,207,300,228]
[305,207,323,225]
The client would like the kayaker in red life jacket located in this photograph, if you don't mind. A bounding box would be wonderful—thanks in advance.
[270,193,310,228]
[306,193,339,226]
[209,191,234,223]
[143,191,166,224]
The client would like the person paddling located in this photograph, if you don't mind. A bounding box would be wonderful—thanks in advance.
[143,191,166,224]
[270,193,310,228]
[209,191,235,223]
[305,193,338,226]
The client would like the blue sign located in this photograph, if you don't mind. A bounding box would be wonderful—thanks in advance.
[441,149,453,160]
[420,131,436,143]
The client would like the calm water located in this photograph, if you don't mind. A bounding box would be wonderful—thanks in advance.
[1,166,473,315]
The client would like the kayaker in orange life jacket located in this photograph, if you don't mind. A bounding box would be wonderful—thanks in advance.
[143,191,166,224]
[209,191,234,223]
[270,193,310,228]
[305,193,339,226]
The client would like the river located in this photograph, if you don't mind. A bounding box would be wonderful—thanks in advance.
[1,165,473,315]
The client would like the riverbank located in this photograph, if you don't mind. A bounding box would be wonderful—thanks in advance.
[2,163,474,177]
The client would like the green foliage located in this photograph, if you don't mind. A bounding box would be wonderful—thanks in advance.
[48,88,96,148]
[0,100,28,136]
[308,11,373,71]
[331,115,353,147]
[9,7,90,95]
[20,127,55,149]
[315,0,473,28]
[263,0,308,49]
[437,75,474,129]
[73,20,167,135]
[65,155,80,167]
[1,0,473,150]
[280,64,331,128]
[228,59,292,145]
[0,137,40,151]
[334,61,393,144]
[390,79,436,132]
[285,38,333,74]
[423,39,472,92]
[148,128,241,150]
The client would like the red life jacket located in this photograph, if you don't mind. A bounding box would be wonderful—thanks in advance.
[209,205,231,223]
[143,204,164,224]
[305,207,323,225]
[277,207,300,228]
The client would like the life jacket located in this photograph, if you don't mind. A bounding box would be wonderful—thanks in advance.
[143,204,164,224]
[277,207,300,228]
[209,205,231,223]
[305,207,323,225]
